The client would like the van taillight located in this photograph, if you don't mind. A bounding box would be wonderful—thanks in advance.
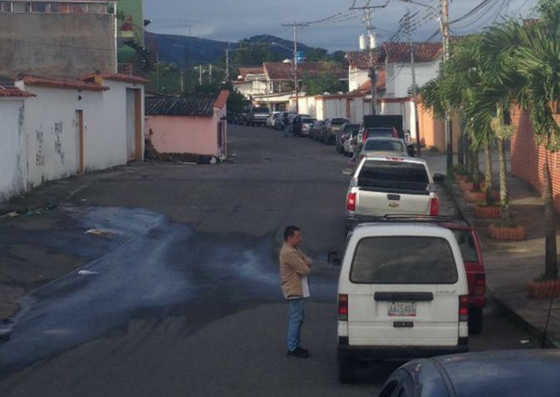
[459,295,469,322]
[474,274,486,297]
[347,191,357,211]
[338,294,348,321]
[429,198,439,216]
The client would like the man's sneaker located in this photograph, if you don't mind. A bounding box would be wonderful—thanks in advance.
[287,347,309,359]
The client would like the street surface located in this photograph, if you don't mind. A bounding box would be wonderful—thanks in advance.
[0,125,540,396]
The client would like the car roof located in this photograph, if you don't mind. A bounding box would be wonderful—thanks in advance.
[362,155,428,165]
[365,137,405,142]
[401,350,560,397]
[352,223,454,240]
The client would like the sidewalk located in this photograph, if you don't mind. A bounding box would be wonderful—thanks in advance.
[424,151,560,347]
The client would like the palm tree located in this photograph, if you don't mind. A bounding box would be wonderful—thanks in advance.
[483,0,560,279]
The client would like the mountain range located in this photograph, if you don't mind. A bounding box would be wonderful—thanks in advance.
[145,33,315,68]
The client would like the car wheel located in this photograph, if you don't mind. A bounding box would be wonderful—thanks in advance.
[338,358,355,383]
[469,307,483,334]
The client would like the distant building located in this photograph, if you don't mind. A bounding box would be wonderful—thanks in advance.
[0,0,118,79]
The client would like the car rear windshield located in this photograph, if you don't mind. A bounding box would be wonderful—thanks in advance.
[302,118,315,123]
[357,161,429,191]
[332,118,349,124]
[364,140,405,152]
[252,107,269,113]
[366,128,394,137]
[350,236,458,284]
[452,230,478,262]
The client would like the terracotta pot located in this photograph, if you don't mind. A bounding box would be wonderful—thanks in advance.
[488,224,526,241]
[465,191,486,203]
[527,279,560,299]
[474,206,501,219]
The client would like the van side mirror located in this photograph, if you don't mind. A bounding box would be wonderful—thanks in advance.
[433,173,446,183]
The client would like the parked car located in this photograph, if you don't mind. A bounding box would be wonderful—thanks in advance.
[234,113,248,125]
[358,137,409,160]
[309,120,325,140]
[323,117,350,145]
[274,112,289,130]
[337,123,360,154]
[266,111,280,128]
[358,126,398,143]
[375,349,560,396]
[337,222,469,383]
[370,215,487,334]
[345,156,444,231]
[247,106,270,126]
[344,129,360,157]
[300,117,316,137]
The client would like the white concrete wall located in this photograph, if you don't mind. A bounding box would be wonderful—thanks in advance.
[0,99,27,200]
[349,67,369,92]
[386,59,440,98]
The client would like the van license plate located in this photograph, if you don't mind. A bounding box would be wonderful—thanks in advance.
[388,302,417,317]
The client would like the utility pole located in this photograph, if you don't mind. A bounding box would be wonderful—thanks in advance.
[282,22,309,113]
[407,9,421,156]
[442,0,452,173]
[209,64,212,85]
[199,64,203,86]
[225,43,230,82]
[350,1,390,116]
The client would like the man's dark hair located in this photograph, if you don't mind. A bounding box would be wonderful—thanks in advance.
[284,225,301,241]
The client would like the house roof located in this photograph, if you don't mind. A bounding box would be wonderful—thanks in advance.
[238,67,265,80]
[358,69,386,93]
[384,42,442,63]
[19,75,109,91]
[346,42,442,69]
[80,71,150,85]
[264,61,346,80]
[145,91,229,117]
[10,0,113,2]
[0,86,35,98]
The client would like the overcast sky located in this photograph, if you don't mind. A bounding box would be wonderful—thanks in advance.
[144,0,536,51]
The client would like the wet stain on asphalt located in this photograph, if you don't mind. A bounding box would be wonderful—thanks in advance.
[0,206,338,377]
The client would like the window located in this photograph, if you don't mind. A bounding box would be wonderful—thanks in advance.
[88,3,106,14]
[51,2,70,13]
[453,230,478,263]
[364,140,405,152]
[0,2,12,12]
[70,3,86,13]
[350,236,458,284]
[13,2,30,12]
[357,161,429,191]
[31,2,49,12]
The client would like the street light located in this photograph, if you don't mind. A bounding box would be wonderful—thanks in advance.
[271,41,299,113]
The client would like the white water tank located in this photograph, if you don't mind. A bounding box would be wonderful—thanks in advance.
[359,34,367,51]
[369,33,377,49]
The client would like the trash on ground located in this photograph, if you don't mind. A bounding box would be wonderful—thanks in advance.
[78,270,99,276]
[520,340,530,344]
[84,229,118,238]
[0,212,18,219]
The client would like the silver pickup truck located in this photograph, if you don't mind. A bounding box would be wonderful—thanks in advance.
[345,156,444,231]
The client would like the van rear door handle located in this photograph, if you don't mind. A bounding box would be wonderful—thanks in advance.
[374,292,434,302]
[387,194,400,201]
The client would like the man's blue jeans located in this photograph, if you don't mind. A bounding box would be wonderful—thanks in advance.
[288,298,306,351]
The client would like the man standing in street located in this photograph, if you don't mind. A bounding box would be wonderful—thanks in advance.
[279,226,312,359]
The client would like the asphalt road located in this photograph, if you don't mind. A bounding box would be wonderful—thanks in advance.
[0,125,540,396]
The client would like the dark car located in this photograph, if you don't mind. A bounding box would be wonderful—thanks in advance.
[234,113,248,125]
[376,349,560,397]
[336,123,360,154]
[323,117,351,145]
[309,120,325,140]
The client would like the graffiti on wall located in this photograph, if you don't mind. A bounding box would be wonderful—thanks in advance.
[35,130,45,167]
[54,121,64,164]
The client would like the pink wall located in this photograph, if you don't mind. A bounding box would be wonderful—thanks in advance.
[146,111,223,157]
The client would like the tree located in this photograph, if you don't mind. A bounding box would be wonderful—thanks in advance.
[483,0,560,279]
[302,71,344,95]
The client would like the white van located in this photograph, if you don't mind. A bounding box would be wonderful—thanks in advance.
[337,223,469,383]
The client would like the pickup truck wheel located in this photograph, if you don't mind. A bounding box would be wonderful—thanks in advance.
[469,307,483,334]
[338,358,355,383]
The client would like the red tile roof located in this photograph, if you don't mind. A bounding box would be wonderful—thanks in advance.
[358,69,386,93]
[20,75,109,91]
[264,61,346,80]
[214,90,230,110]
[0,86,35,98]
[80,71,150,85]
[383,42,442,63]
[238,67,265,80]
[346,50,384,70]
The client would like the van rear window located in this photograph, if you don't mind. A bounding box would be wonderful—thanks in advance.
[357,161,429,191]
[350,236,458,284]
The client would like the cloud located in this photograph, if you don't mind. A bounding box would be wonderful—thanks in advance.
[144,0,537,51]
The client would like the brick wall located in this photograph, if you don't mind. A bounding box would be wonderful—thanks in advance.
[511,107,560,213]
